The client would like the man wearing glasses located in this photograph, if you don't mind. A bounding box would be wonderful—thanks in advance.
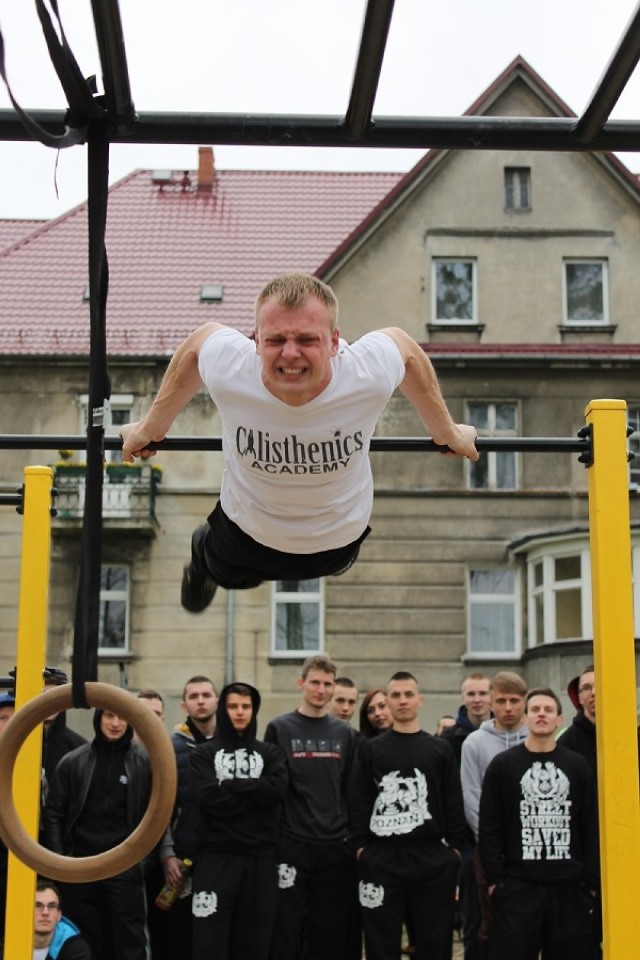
[33,879,91,960]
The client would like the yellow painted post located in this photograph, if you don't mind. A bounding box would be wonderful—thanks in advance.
[3,467,53,960]
[585,399,640,959]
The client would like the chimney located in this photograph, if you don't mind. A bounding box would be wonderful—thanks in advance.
[197,146,215,192]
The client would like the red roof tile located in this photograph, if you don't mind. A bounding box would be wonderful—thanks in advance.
[0,168,401,357]
[0,219,44,252]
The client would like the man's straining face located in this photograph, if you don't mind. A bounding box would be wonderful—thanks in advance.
[255,295,339,406]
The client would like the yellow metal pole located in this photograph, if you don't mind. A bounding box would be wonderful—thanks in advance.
[3,467,53,960]
[585,399,640,960]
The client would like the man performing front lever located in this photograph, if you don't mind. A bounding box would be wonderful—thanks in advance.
[121,273,478,612]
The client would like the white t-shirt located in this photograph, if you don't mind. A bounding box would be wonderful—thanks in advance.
[198,328,405,553]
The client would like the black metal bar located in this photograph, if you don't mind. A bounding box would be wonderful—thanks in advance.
[574,2,640,143]
[0,434,590,454]
[343,0,395,139]
[0,494,23,506]
[89,0,136,133]
[3,109,640,151]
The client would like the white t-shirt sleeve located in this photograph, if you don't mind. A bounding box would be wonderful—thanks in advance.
[198,326,254,394]
[344,331,406,394]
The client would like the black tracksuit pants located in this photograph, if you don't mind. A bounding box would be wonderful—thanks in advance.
[191,851,277,960]
[488,876,596,960]
[358,841,459,960]
[268,835,354,960]
[60,866,148,960]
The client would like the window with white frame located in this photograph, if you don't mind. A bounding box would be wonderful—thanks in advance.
[563,260,608,325]
[433,259,476,323]
[271,579,324,655]
[467,568,520,657]
[79,394,134,464]
[504,167,531,210]
[523,536,640,645]
[527,546,592,646]
[99,565,130,653]
[628,405,640,490]
[466,402,518,490]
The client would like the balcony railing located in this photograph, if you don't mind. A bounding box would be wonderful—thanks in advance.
[52,463,161,525]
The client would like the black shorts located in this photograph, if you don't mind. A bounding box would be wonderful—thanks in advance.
[191,502,371,590]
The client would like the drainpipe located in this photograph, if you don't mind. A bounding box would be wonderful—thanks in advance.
[224,590,235,685]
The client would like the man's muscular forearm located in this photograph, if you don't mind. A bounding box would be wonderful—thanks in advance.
[121,322,222,461]
[379,327,479,460]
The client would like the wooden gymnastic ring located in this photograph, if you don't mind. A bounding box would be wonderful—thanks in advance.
[0,681,177,882]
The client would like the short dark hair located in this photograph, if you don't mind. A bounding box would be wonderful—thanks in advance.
[137,689,164,706]
[300,656,337,680]
[182,676,216,700]
[334,677,356,688]
[36,878,61,900]
[525,687,562,714]
[388,671,418,686]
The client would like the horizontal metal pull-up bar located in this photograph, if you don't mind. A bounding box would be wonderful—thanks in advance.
[0,434,591,455]
[2,109,640,152]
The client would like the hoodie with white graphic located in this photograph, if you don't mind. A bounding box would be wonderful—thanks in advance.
[189,683,288,856]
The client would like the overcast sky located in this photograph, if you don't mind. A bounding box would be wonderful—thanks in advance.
[1,0,640,220]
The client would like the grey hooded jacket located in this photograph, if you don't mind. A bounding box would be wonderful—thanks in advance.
[460,718,528,839]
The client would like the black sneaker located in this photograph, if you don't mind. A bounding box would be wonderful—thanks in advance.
[181,565,217,613]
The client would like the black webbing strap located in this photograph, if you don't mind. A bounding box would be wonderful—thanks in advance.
[71,125,112,709]
[1,2,113,707]
[0,0,104,148]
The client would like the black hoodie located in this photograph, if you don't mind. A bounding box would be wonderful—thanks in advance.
[44,709,151,857]
[189,683,287,856]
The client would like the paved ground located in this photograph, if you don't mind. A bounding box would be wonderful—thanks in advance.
[398,938,464,958]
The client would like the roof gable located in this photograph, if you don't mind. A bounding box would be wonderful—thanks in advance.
[320,56,640,278]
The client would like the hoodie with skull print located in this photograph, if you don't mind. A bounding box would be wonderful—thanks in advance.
[189,683,288,856]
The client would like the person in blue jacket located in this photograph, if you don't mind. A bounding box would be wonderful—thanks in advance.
[33,879,91,960]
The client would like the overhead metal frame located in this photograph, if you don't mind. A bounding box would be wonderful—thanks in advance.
[2,0,640,153]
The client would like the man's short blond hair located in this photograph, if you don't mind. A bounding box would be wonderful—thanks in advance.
[490,671,528,697]
[255,273,339,330]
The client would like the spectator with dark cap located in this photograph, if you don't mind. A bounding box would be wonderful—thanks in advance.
[558,665,597,779]
[40,667,87,784]
[557,664,640,957]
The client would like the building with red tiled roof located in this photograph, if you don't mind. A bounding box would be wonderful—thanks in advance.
[0,162,401,356]
[1,57,639,723]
